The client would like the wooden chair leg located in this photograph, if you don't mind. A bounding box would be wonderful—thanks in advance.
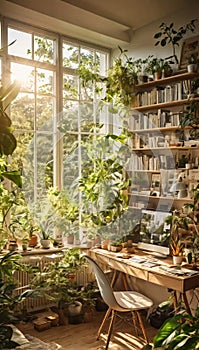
[97,307,112,340]
[136,311,148,343]
[131,311,139,337]
[105,309,116,350]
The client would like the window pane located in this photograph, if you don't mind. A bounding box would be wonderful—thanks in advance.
[63,133,79,188]
[36,96,55,130]
[11,93,35,130]
[63,43,79,69]
[8,28,32,59]
[34,35,56,64]
[11,63,34,91]
[63,74,78,99]
[37,133,54,193]
[61,104,79,132]
[37,68,55,95]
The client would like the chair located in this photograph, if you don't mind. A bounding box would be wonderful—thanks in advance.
[83,255,153,349]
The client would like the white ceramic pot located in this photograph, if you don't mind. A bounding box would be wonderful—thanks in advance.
[173,255,183,265]
[40,239,51,249]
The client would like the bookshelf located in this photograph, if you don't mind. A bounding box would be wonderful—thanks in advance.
[127,71,199,212]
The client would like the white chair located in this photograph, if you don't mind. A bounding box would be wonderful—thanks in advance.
[83,255,153,350]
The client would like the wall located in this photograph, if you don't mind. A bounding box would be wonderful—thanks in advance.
[113,2,199,63]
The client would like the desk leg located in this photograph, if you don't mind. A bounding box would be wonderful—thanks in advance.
[122,273,129,290]
[173,291,178,311]
[110,270,117,288]
[182,293,191,314]
[173,291,191,314]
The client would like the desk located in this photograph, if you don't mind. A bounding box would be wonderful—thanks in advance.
[89,248,199,313]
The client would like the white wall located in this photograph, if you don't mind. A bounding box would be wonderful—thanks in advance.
[113,2,199,63]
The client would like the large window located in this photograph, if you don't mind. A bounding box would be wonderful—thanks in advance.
[1,18,110,203]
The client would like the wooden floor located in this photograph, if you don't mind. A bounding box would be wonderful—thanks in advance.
[17,310,158,350]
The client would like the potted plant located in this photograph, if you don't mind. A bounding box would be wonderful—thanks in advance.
[48,187,79,245]
[0,251,38,349]
[154,19,198,65]
[187,53,199,73]
[145,306,199,350]
[30,248,86,325]
[145,57,172,80]
[165,211,185,264]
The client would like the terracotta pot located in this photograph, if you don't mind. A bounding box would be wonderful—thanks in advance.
[29,235,38,247]
[67,235,74,244]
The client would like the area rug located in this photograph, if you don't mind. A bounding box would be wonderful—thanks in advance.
[15,334,62,349]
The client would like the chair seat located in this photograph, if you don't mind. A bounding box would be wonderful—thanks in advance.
[114,291,153,311]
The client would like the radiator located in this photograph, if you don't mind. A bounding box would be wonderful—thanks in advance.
[15,253,94,312]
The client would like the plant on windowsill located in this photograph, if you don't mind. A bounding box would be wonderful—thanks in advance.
[48,187,79,245]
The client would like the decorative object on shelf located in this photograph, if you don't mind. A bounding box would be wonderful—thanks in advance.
[180,35,199,70]
[170,179,188,198]
[187,53,199,73]
[154,19,198,66]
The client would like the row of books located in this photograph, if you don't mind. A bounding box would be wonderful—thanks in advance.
[128,109,181,131]
[133,80,191,107]
[126,154,175,171]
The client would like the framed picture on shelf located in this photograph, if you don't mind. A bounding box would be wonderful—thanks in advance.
[179,35,199,70]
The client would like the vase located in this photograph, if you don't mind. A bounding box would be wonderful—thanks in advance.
[172,255,183,265]
[40,239,51,249]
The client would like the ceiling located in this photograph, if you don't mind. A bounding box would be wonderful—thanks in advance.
[2,0,196,48]
[61,0,190,31]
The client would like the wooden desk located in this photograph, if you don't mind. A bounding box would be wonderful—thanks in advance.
[89,248,199,313]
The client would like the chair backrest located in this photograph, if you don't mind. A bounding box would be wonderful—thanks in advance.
[83,255,121,310]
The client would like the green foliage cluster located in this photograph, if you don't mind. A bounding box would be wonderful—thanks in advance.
[78,132,130,229]
[146,307,199,349]
[0,251,39,349]
[154,19,198,64]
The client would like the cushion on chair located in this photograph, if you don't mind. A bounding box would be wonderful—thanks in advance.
[114,291,153,310]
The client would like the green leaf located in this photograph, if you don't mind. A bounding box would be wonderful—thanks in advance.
[161,38,167,46]
[1,171,22,187]
[154,32,162,39]
[153,314,182,347]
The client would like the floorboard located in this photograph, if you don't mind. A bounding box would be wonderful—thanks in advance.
[17,310,158,350]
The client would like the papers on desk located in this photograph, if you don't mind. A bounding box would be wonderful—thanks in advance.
[128,255,161,267]
[160,266,199,276]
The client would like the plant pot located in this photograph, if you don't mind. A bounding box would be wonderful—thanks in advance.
[84,308,94,322]
[40,239,51,249]
[67,235,74,244]
[101,239,110,250]
[22,243,28,251]
[29,235,38,247]
[68,301,82,316]
[187,64,198,73]
[172,255,183,265]
[154,71,162,80]
[110,245,122,252]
